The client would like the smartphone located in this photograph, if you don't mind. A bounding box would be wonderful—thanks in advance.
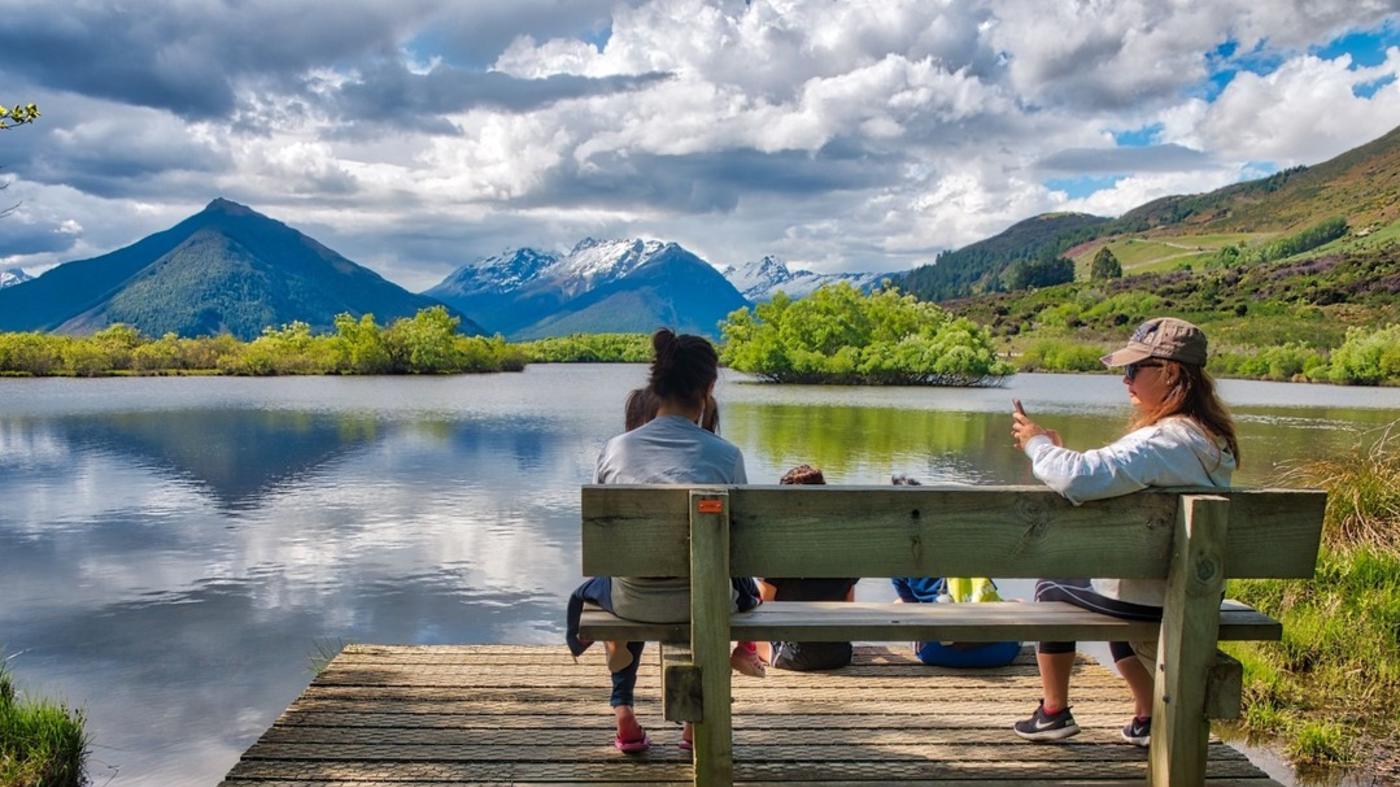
[1013,398,1026,416]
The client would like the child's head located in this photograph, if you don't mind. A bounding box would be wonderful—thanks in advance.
[780,464,826,485]
[891,473,922,486]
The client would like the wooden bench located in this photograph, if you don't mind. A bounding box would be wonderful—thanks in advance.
[579,485,1326,787]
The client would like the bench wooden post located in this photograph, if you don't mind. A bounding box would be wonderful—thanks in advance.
[1150,494,1229,786]
[689,490,733,786]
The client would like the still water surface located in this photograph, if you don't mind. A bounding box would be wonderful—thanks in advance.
[2,366,1398,785]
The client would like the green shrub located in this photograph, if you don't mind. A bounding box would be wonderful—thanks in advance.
[1018,338,1106,372]
[720,283,1012,385]
[0,661,87,787]
[1328,324,1400,385]
[517,333,651,363]
[1089,247,1122,280]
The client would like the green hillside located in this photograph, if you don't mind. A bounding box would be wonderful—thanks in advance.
[898,213,1109,301]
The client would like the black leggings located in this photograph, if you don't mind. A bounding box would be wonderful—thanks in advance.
[1034,578,1161,663]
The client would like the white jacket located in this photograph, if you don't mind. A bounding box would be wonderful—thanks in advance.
[1023,416,1236,606]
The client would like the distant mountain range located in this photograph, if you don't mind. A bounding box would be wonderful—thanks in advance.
[425,243,876,337]
[3,125,1394,341]
[899,123,1400,302]
[720,256,883,302]
[0,199,480,339]
[0,266,32,289]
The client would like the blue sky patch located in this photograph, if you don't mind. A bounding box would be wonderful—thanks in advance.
[1312,19,1400,69]
[1355,73,1398,98]
[1045,175,1123,199]
[1112,123,1163,147]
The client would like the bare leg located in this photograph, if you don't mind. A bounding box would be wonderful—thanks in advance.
[614,705,644,742]
[1038,651,1076,712]
[1116,656,1154,718]
[754,640,773,664]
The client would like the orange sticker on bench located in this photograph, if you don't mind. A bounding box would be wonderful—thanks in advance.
[696,499,724,513]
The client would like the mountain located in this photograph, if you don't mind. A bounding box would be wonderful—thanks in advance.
[426,237,715,336]
[0,198,479,339]
[1112,124,1400,235]
[0,266,32,288]
[514,244,749,339]
[721,256,883,302]
[899,213,1110,301]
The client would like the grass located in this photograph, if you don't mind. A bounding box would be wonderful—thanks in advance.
[1071,232,1268,277]
[0,659,87,787]
[1223,424,1400,777]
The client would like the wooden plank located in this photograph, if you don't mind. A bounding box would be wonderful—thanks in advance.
[225,758,1268,782]
[690,489,734,786]
[256,725,1244,748]
[240,741,1247,764]
[579,601,1279,644]
[1151,495,1229,786]
[298,684,1159,703]
[1206,650,1243,720]
[581,486,1324,579]
[662,644,703,723]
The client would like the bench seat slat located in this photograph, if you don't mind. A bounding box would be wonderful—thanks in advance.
[578,600,1280,645]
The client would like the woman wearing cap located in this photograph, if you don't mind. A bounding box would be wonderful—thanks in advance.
[1008,317,1239,748]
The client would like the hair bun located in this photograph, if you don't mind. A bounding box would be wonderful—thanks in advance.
[652,328,676,355]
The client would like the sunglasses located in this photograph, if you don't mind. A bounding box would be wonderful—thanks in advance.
[1124,361,1164,381]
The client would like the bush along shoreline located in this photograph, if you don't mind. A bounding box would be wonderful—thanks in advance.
[0,307,527,377]
[0,659,87,787]
[1223,424,1400,779]
[719,283,1013,386]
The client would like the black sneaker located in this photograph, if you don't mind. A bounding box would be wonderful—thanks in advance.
[1013,701,1080,741]
[1121,715,1151,747]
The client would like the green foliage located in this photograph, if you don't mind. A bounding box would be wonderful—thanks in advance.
[1005,255,1074,290]
[0,102,40,130]
[720,283,1012,385]
[1017,338,1106,372]
[899,213,1109,301]
[1327,324,1400,385]
[517,333,651,363]
[0,307,527,377]
[0,659,86,787]
[1246,217,1349,264]
[1089,247,1122,280]
[1226,430,1400,771]
[1209,342,1330,382]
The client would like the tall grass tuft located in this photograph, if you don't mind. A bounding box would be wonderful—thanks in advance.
[1226,422,1400,775]
[1279,422,1400,548]
[0,659,87,787]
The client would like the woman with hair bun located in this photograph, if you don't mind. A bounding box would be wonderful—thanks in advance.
[566,328,755,754]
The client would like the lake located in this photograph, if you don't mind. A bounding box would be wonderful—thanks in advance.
[3,366,1398,786]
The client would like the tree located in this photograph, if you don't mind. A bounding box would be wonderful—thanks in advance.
[1005,255,1074,290]
[0,103,39,131]
[1,103,40,220]
[1090,247,1122,280]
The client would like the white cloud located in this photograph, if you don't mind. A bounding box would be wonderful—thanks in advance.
[1,0,1398,283]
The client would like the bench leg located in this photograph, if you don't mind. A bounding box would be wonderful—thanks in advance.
[690,490,733,786]
[1150,495,1229,787]
[662,643,703,723]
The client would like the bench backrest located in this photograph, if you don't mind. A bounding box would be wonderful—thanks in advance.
[581,485,1326,579]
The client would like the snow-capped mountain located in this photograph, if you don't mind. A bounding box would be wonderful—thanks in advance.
[425,237,733,336]
[0,267,33,289]
[720,256,882,302]
[552,238,667,298]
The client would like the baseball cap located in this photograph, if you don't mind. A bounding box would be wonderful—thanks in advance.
[1100,317,1208,367]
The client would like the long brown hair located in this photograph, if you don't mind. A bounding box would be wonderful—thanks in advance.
[625,387,720,434]
[1131,361,1240,467]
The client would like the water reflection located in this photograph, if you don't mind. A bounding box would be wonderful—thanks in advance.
[0,367,1397,785]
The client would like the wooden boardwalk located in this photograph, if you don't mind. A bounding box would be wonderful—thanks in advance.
[221,644,1277,785]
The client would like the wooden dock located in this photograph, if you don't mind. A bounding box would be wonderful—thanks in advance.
[221,644,1277,785]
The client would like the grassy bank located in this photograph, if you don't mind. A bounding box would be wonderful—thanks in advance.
[1223,426,1400,777]
[0,660,86,787]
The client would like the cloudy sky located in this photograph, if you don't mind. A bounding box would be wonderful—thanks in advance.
[1,0,1399,290]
